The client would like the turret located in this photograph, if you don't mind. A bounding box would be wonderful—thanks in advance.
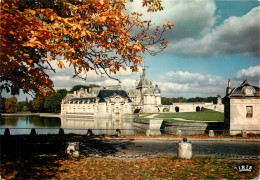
[217,96,222,105]
[154,84,161,94]
[226,79,232,95]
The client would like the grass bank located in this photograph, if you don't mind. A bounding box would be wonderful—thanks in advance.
[1,156,258,179]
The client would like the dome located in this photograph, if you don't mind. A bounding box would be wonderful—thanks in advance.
[229,80,260,97]
[138,78,150,87]
[154,84,161,94]
[144,88,154,95]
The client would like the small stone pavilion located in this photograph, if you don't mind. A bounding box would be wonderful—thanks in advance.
[224,80,260,135]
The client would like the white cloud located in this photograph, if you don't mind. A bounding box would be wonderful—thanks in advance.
[126,0,216,41]
[214,7,259,57]
[161,0,216,40]
[121,79,138,88]
[167,6,260,57]
[160,71,223,85]
[234,66,260,85]
[49,65,142,90]
[157,71,226,97]
[156,66,260,98]
[127,1,259,57]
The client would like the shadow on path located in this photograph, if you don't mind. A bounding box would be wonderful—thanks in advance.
[0,134,132,179]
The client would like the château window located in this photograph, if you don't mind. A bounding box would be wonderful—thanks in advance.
[246,106,253,118]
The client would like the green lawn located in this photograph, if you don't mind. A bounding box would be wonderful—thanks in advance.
[150,111,224,122]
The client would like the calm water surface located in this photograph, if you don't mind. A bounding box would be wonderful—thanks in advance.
[0,115,150,135]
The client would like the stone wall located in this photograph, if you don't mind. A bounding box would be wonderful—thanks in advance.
[169,102,220,113]
[133,119,225,136]
[162,121,224,135]
[133,119,163,135]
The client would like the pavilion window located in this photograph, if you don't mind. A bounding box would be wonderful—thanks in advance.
[246,106,253,118]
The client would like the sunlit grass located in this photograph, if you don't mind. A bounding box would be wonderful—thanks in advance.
[158,111,224,122]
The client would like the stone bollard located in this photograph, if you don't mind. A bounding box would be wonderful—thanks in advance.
[176,129,182,136]
[66,142,79,158]
[30,128,37,136]
[58,128,65,136]
[209,130,214,137]
[86,128,94,136]
[178,138,192,159]
[4,128,10,136]
[115,129,121,137]
[242,129,247,137]
[146,129,150,136]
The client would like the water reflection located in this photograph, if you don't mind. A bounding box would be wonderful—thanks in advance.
[0,116,18,126]
[0,116,61,135]
[32,116,60,127]
[60,115,137,135]
[0,115,162,135]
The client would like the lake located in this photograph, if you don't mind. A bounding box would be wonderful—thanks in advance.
[0,115,155,135]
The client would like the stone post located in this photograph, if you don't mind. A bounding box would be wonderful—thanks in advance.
[30,128,37,136]
[176,129,182,136]
[209,130,214,137]
[146,129,150,136]
[66,142,79,158]
[115,129,121,137]
[242,129,247,137]
[178,138,192,159]
[4,128,10,136]
[59,128,65,136]
[87,128,94,136]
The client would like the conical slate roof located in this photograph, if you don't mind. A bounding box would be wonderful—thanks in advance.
[137,63,151,88]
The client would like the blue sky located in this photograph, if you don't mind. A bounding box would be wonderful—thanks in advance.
[3,0,260,101]
[128,0,260,98]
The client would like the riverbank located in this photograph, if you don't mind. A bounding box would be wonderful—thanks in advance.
[1,112,60,117]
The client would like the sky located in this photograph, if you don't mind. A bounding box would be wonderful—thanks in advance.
[3,0,260,101]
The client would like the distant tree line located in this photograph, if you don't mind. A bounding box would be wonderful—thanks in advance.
[0,84,99,113]
[1,85,220,113]
[161,96,220,105]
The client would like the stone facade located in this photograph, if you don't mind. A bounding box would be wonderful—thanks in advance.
[224,80,260,135]
[60,64,162,115]
[60,85,132,116]
[126,64,162,113]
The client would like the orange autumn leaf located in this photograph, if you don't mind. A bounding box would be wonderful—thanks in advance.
[0,0,172,96]
[163,19,174,29]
